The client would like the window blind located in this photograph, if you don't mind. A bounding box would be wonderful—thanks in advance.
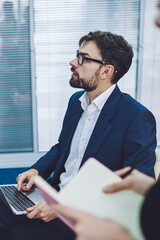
[34,0,140,151]
[0,0,33,153]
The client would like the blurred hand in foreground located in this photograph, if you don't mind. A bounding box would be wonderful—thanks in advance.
[53,204,134,240]
[103,167,155,196]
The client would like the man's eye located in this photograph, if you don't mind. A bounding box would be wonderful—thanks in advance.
[83,58,89,62]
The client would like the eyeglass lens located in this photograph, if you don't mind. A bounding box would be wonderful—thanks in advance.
[76,51,83,65]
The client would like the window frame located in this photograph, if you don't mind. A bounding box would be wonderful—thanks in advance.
[0,0,44,168]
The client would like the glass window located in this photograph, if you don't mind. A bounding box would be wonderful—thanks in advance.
[0,0,33,153]
[34,0,140,151]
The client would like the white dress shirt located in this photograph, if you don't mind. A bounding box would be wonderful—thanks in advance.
[59,84,116,189]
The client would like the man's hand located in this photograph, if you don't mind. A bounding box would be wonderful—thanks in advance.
[27,200,57,222]
[53,205,133,240]
[103,167,155,196]
[16,168,38,191]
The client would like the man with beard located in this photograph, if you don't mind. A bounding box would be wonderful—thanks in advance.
[53,5,160,240]
[0,31,157,240]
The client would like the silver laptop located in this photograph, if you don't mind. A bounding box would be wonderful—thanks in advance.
[0,184,44,215]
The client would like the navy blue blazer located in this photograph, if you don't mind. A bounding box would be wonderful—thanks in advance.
[31,85,157,189]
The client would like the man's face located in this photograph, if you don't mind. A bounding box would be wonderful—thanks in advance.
[69,41,102,92]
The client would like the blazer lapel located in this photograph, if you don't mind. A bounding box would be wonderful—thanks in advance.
[68,101,83,143]
[54,97,83,176]
[81,85,122,166]
[63,98,83,155]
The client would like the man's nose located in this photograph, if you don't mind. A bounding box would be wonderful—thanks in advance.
[70,57,79,68]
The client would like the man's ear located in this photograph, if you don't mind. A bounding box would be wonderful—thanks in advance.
[101,65,115,80]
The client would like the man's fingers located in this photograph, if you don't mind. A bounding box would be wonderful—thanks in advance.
[102,167,132,193]
[17,174,26,191]
[53,204,83,222]
[103,180,132,193]
[16,173,21,182]
[27,200,44,212]
[16,169,38,191]
[26,204,39,219]
[114,167,131,177]
[27,210,39,219]
[20,185,29,191]
[26,204,36,212]
[25,179,34,190]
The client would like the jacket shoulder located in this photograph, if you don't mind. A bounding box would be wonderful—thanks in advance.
[120,92,153,116]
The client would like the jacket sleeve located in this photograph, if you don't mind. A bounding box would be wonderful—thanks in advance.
[140,181,160,240]
[30,93,79,179]
[30,143,61,179]
[123,109,157,178]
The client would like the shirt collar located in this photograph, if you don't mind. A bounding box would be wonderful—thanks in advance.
[79,92,90,111]
[79,84,116,111]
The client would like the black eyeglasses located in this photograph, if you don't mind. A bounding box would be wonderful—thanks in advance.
[76,50,111,66]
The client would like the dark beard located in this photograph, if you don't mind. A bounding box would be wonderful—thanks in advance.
[69,70,99,92]
[70,77,97,92]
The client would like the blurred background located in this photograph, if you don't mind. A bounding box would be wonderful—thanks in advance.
[0,0,159,177]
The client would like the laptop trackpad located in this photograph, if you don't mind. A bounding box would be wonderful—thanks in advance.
[24,188,44,204]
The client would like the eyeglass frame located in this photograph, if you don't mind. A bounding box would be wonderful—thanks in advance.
[76,50,112,66]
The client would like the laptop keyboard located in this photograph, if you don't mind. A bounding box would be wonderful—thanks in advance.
[1,185,35,211]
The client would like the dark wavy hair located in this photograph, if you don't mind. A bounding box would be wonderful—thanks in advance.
[79,31,134,84]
